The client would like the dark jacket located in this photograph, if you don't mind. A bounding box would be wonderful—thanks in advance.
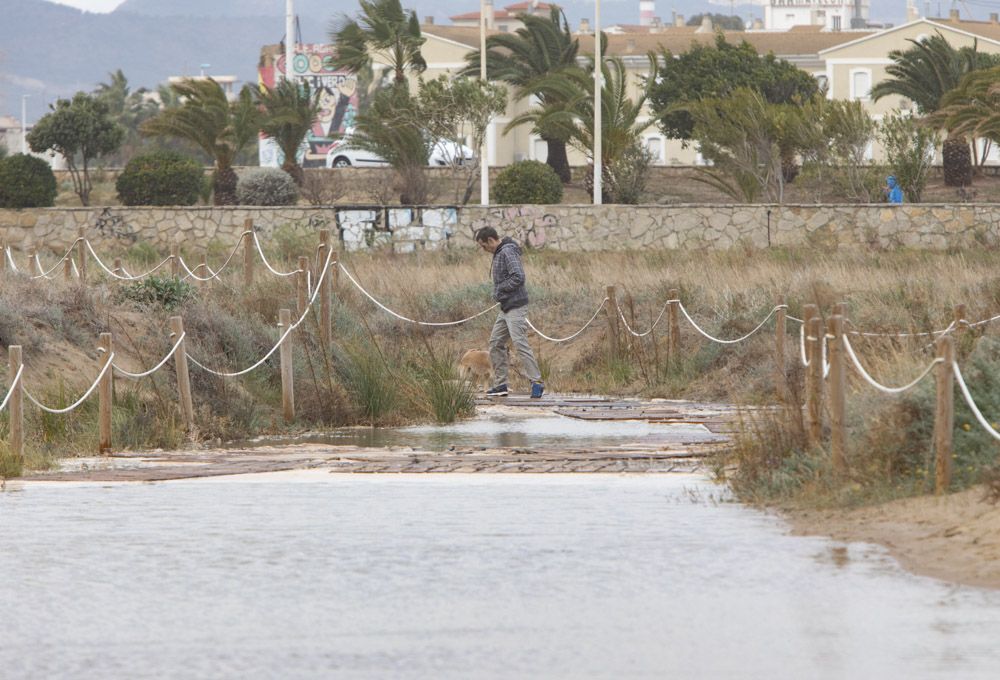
[491,237,529,312]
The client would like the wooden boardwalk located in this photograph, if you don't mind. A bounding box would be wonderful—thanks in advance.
[22,396,738,482]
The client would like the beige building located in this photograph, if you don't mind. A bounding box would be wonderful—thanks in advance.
[449,0,554,32]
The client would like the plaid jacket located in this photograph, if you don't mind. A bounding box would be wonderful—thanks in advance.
[491,237,529,312]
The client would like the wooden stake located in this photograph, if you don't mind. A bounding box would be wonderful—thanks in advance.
[170,316,194,432]
[774,296,786,402]
[318,231,331,345]
[935,336,955,495]
[199,254,209,289]
[806,315,823,448]
[113,257,123,278]
[297,256,310,316]
[668,288,681,365]
[243,224,255,287]
[170,245,180,279]
[77,227,87,284]
[8,345,23,463]
[28,248,39,277]
[63,254,73,282]
[605,285,619,360]
[0,242,6,274]
[279,308,295,423]
[828,314,847,473]
[98,332,113,454]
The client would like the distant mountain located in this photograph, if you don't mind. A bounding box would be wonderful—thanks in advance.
[0,0,913,123]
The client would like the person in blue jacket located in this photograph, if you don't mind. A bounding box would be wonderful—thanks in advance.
[884,175,904,204]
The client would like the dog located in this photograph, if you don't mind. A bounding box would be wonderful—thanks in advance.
[458,349,492,390]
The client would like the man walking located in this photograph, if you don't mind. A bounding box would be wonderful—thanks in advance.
[475,227,544,398]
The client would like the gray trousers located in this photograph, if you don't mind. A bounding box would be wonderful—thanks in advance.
[489,306,542,386]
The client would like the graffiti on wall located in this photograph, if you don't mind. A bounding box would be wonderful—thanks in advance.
[258,44,360,169]
[469,206,557,249]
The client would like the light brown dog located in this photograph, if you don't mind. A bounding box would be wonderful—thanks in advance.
[458,349,492,389]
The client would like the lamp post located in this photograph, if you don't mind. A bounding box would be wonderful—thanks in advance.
[21,95,30,154]
[593,0,602,205]
[480,0,490,205]
[285,0,295,82]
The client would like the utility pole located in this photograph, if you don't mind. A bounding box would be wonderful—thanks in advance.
[21,95,29,154]
[480,0,490,205]
[285,0,295,82]
[593,0,602,205]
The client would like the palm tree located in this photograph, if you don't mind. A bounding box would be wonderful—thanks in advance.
[330,0,426,88]
[871,33,989,186]
[512,40,659,202]
[462,7,580,183]
[95,70,158,163]
[256,79,321,185]
[934,66,1000,154]
[140,78,262,205]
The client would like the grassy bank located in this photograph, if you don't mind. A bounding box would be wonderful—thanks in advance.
[2,233,1000,500]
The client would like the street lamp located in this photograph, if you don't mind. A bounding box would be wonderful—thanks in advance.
[21,95,30,154]
[593,0,602,205]
[285,0,295,82]
[480,0,490,205]
[199,63,211,77]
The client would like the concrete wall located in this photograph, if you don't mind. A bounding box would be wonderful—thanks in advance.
[2,204,998,256]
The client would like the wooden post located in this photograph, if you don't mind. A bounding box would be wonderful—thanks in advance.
[243,227,255,287]
[828,314,847,473]
[279,308,295,423]
[605,285,619,359]
[833,301,847,318]
[170,245,180,279]
[113,257,123,278]
[668,288,681,365]
[806,315,823,447]
[199,254,209,289]
[775,296,786,402]
[77,227,87,284]
[318,231,331,345]
[953,303,967,340]
[8,346,23,463]
[63,253,73,281]
[934,336,955,495]
[169,316,194,432]
[802,303,818,365]
[98,332,113,454]
[0,242,6,274]
[28,248,39,277]
[297,256,310,316]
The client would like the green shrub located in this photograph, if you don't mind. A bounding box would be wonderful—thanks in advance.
[116,150,204,206]
[237,168,299,206]
[114,276,194,310]
[493,160,563,204]
[0,154,57,208]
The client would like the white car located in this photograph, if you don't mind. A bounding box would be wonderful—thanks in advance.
[326,129,475,168]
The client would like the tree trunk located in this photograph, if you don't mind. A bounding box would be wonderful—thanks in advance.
[213,166,239,206]
[544,137,572,184]
[942,135,972,187]
[282,161,304,186]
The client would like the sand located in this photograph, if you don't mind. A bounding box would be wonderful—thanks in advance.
[790,487,1000,590]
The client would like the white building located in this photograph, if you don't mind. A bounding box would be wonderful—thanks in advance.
[764,0,870,31]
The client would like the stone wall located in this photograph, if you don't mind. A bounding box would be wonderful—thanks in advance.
[1,204,998,255]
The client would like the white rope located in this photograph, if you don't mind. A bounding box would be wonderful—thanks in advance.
[337,262,499,326]
[786,315,804,324]
[968,313,1000,328]
[800,325,810,367]
[953,361,1000,442]
[4,246,21,272]
[842,336,940,395]
[615,299,671,338]
[22,353,115,414]
[186,250,336,378]
[677,303,784,345]
[85,241,173,281]
[112,333,186,379]
[0,364,23,412]
[252,231,300,278]
[527,298,608,343]
[71,258,80,278]
[32,254,57,280]
[177,233,248,283]
[846,319,956,339]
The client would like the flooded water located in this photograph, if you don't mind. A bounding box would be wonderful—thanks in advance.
[231,413,722,451]
[2,474,999,679]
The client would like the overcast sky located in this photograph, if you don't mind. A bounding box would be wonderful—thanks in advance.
[50,0,125,11]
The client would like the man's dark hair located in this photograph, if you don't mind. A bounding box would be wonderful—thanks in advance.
[474,226,499,243]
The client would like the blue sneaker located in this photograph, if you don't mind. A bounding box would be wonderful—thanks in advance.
[486,384,508,397]
[530,382,544,399]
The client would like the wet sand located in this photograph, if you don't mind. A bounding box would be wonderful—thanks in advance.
[790,488,1000,590]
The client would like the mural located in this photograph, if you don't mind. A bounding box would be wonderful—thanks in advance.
[258,44,360,168]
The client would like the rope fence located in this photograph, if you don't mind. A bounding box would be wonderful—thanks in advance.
[3,225,1000,494]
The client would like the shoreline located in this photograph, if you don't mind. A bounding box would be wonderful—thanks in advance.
[787,487,1000,590]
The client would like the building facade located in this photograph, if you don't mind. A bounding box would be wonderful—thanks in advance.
[764,0,870,31]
